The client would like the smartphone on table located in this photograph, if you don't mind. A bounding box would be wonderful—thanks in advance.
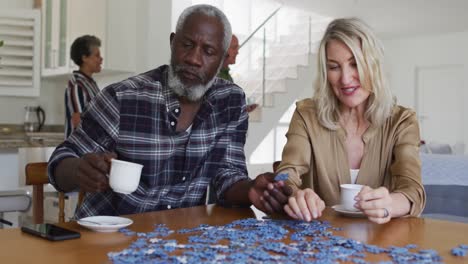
[21,223,81,241]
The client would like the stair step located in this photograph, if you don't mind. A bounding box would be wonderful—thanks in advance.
[285,20,330,35]
[248,91,275,107]
[238,78,288,94]
[279,31,324,45]
[234,66,298,81]
[245,55,317,157]
[263,54,309,67]
[269,43,313,56]
[277,9,330,26]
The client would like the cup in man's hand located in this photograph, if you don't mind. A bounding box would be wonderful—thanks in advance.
[109,159,143,194]
[340,184,363,211]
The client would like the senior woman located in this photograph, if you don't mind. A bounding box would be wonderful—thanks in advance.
[269,18,425,224]
[65,35,103,138]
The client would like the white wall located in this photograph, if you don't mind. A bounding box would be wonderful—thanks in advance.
[384,31,468,108]
[0,0,33,9]
[172,0,192,32]
[137,0,172,72]
[383,31,468,152]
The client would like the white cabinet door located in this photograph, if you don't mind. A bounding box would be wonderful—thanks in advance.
[0,149,19,190]
[41,0,106,76]
[104,0,136,73]
[41,0,70,76]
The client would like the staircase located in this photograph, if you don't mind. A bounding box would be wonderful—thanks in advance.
[231,10,331,163]
[243,54,316,157]
[233,33,323,163]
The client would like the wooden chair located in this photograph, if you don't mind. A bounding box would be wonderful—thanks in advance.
[25,162,84,223]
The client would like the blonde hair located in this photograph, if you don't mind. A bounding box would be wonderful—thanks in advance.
[313,17,394,130]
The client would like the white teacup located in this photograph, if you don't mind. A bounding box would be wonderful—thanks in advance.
[109,159,143,194]
[340,184,363,212]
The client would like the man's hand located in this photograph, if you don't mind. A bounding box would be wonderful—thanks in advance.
[74,152,117,193]
[246,103,259,113]
[248,172,292,214]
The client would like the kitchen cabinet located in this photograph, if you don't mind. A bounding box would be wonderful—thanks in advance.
[41,0,136,77]
[0,9,41,96]
[41,0,106,76]
[104,0,137,73]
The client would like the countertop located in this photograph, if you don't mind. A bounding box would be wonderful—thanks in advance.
[0,124,64,149]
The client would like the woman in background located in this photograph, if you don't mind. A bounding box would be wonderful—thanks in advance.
[269,18,425,224]
[65,35,102,138]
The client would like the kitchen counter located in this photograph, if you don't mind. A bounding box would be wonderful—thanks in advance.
[0,124,64,149]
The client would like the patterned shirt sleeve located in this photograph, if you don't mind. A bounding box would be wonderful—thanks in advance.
[49,84,120,190]
[65,80,84,114]
[65,79,86,137]
[212,90,250,202]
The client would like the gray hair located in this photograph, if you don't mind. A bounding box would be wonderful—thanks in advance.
[176,4,232,54]
[313,17,394,130]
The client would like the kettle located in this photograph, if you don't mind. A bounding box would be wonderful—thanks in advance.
[24,106,46,132]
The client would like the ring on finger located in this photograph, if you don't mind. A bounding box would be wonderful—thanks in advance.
[383,208,389,218]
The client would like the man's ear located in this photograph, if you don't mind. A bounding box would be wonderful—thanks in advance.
[170,33,175,45]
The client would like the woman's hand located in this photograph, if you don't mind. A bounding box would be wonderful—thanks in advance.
[354,186,392,224]
[284,188,325,222]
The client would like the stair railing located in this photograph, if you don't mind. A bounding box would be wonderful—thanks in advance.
[239,6,281,50]
[233,6,315,107]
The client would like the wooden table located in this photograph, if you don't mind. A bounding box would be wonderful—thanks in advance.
[1,205,467,263]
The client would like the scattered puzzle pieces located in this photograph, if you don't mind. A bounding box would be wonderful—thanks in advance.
[109,218,449,263]
[451,245,467,257]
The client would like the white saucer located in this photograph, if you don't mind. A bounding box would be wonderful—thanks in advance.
[77,216,133,232]
[332,204,365,218]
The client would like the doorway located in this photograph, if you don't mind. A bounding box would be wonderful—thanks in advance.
[415,64,466,154]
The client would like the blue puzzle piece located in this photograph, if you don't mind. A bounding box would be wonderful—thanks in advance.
[274,173,288,181]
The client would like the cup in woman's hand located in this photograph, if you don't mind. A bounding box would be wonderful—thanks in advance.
[340,184,363,211]
[109,159,143,194]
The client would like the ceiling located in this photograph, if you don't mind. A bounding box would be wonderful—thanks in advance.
[282,0,468,38]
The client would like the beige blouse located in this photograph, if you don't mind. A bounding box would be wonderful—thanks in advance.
[277,99,426,216]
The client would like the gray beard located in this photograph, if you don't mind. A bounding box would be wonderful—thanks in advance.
[167,65,217,102]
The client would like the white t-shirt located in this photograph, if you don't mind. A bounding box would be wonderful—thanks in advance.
[350,169,359,184]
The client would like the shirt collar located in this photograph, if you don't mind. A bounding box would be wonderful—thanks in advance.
[73,70,94,81]
[162,65,216,116]
[161,67,180,113]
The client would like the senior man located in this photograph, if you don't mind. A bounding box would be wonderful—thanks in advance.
[48,4,285,218]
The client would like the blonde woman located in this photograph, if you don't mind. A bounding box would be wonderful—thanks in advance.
[268,18,425,224]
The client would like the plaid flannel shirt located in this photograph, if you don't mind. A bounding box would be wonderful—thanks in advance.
[48,65,249,218]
